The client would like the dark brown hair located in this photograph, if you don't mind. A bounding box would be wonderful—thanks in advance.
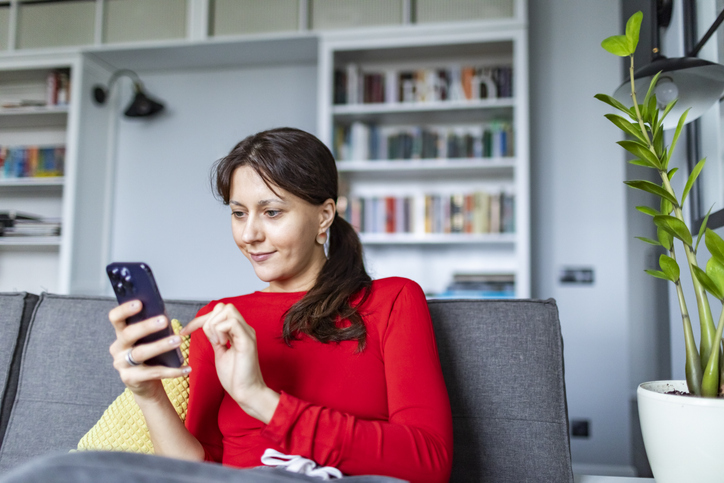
[211,127,371,350]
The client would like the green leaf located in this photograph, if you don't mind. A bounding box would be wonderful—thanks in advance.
[696,204,714,252]
[660,254,680,281]
[629,159,651,167]
[706,257,724,299]
[661,198,673,215]
[602,35,633,57]
[658,226,673,250]
[664,108,690,168]
[646,94,657,126]
[626,11,643,53]
[636,236,661,246]
[594,93,633,115]
[693,264,724,300]
[705,228,724,263]
[668,167,678,180]
[643,71,663,115]
[636,206,660,216]
[682,158,706,205]
[645,269,672,281]
[605,114,648,143]
[654,215,693,246]
[617,141,661,169]
[653,118,664,157]
[659,98,678,125]
[625,180,678,205]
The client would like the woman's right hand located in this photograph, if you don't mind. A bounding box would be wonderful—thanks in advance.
[108,300,190,400]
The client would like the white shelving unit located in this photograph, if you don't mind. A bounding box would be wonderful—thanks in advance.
[318,17,529,297]
[0,62,77,293]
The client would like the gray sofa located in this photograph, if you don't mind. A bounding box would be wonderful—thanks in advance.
[0,292,573,482]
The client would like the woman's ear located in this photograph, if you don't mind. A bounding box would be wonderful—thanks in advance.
[318,198,336,232]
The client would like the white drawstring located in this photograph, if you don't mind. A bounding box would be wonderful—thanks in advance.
[261,448,343,480]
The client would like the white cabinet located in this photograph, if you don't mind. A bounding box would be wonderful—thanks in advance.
[318,22,529,297]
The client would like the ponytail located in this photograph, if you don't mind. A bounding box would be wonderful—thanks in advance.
[282,213,371,351]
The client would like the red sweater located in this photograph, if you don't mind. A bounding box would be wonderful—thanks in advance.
[184,277,453,482]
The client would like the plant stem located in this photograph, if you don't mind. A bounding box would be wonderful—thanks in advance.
[629,55,652,147]
[702,303,724,397]
[670,247,703,395]
[659,173,717,371]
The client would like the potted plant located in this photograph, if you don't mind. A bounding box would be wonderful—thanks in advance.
[597,11,724,483]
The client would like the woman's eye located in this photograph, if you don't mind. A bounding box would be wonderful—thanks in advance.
[232,211,246,219]
[266,210,281,218]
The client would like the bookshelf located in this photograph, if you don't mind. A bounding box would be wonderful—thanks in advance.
[318,21,530,297]
[0,63,74,293]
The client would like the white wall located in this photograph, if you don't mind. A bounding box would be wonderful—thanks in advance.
[529,0,633,473]
[108,63,317,301]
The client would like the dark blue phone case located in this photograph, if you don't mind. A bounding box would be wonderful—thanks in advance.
[106,262,183,368]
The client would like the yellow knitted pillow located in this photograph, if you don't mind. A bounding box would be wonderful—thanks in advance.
[76,319,190,454]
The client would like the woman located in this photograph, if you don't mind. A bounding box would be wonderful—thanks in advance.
[108,127,453,482]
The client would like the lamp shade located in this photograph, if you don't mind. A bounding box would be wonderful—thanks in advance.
[123,91,164,118]
[613,56,724,130]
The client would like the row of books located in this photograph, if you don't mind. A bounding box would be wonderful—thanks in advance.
[424,192,514,234]
[334,64,514,105]
[0,146,66,179]
[334,122,514,161]
[341,196,414,234]
[434,273,516,299]
[0,70,71,109]
[0,212,61,237]
[339,191,515,234]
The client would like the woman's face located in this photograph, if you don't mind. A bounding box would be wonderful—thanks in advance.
[229,165,335,293]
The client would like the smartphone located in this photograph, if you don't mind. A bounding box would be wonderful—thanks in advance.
[106,262,183,368]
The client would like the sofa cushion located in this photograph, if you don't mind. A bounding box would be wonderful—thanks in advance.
[427,298,573,483]
[0,294,206,473]
[0,293,39,450]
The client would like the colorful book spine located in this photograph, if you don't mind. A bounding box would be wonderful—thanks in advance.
[334,122,514,161]
[423,191,515,234]
[342,196,414,234]
[0,145,65,179]
[333,63,513,105]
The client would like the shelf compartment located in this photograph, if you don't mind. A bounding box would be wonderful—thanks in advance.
[359,233,515,244]
[338,158,515,178]
[0,236,62,247]
[0,106,69,129]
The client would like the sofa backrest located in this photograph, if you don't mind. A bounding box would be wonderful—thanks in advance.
[0,294,573,482]
[428,298,573,483]
[0,293,38,450]
[0,293,206,473]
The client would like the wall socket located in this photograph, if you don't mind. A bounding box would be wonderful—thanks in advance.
[571,419,590,438]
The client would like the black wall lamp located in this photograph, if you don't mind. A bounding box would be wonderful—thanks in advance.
[613,0,724,130]
[92,69,165,118]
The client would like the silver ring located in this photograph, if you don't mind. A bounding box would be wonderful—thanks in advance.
[125,348,141,367]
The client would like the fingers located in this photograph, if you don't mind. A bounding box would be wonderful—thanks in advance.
[108,300,143,333]
[202,304,255,351]
[126,333,182,366]
[109,315,169,357]
[180,302,224,336]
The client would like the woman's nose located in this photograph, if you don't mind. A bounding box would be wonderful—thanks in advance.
[241,213,263,244]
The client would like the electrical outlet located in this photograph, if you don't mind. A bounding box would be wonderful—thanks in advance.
[571,419,590,438]
[559,268,594,285]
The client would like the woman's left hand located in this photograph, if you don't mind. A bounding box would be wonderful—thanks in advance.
[181,303,279,422]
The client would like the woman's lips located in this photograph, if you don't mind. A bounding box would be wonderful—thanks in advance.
[250,251,274,262]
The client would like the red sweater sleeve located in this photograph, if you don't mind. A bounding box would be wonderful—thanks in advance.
[184,302,225,463]
[260,281,453,483]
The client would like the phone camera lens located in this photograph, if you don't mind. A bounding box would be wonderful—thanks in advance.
[115,282,126,296]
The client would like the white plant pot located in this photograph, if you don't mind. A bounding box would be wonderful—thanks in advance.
[637,380,724,483]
